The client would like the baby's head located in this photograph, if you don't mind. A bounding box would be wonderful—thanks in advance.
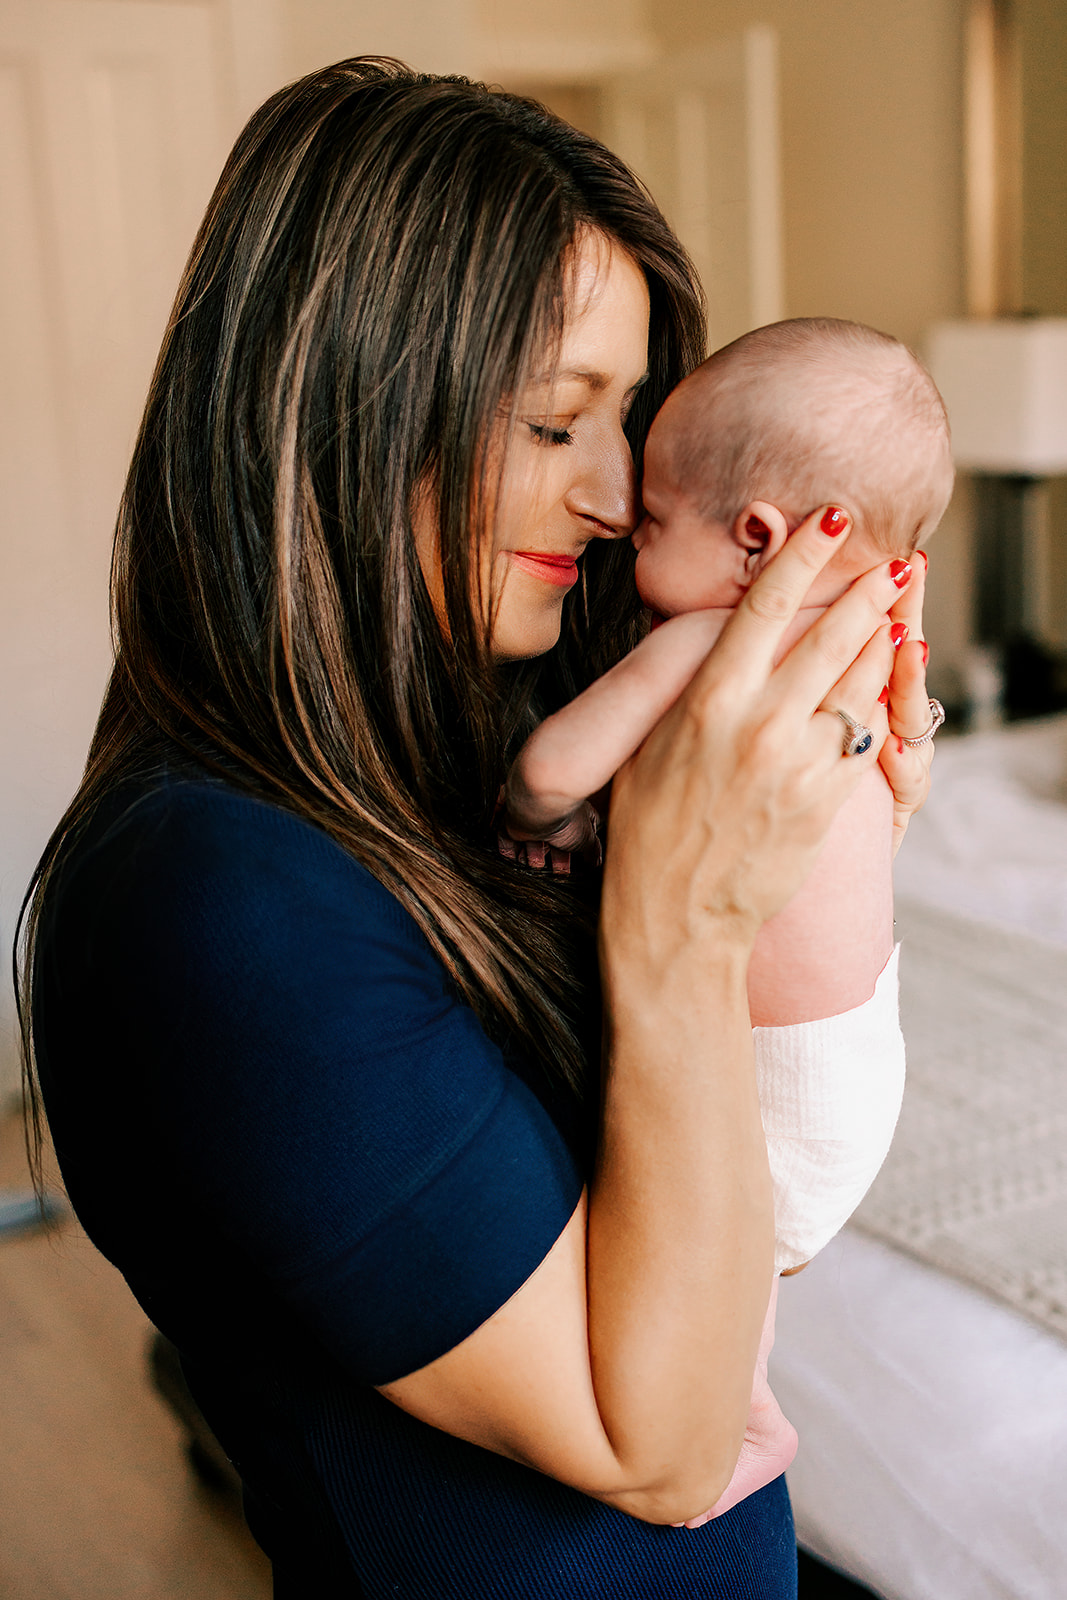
[633,318,954,617]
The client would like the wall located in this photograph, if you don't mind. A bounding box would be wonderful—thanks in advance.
[279,0,651,81]
[1018,0,1067,647]
[281,0,477,79]
[647,0,972,700]
[648,0,967,350]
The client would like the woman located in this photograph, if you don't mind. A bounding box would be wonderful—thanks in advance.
[19,59,932,1597]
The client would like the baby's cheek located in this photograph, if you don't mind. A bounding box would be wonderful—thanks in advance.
[634,538,747,616]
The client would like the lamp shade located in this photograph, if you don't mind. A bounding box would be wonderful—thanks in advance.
[925,319,1067,475]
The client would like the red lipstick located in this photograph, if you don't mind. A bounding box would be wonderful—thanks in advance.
[509,552,579,588]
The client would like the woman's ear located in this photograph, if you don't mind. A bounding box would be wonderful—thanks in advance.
[733,501,791,580]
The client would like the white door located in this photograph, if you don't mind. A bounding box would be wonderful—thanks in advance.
[601,29,784,352]
[0,1,239,1092]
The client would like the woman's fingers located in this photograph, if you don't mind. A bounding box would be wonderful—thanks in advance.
[700,505,855,688]
[880,637,936,854]
[887,638,934,739]
[887,548,927,646]
[885,551,932,740]
[771,558,915,720]
[816,624,895,761]
[877,551,936,852]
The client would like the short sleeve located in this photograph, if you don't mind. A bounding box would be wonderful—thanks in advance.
[38,780,585,1384]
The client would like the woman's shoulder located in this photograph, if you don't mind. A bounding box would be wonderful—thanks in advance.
[58,764,423,950]
[41,762,465,1064]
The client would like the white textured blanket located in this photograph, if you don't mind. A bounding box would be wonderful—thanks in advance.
[852,896,1067,1344]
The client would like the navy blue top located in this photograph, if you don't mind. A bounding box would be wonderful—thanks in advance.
[34,770,796,1597]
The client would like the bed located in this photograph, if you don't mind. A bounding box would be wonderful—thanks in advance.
[773,712,1067,1600]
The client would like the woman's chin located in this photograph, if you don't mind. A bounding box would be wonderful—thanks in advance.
[490,605,565,662]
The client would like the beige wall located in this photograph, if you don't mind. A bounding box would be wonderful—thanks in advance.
[280,0,478,81]
[649,0,968,350]
[648,0,973,698]
[1019,0,1067,647]
[1020,0,1067,317]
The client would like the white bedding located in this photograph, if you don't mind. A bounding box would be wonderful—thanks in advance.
[772,714,1067,1600]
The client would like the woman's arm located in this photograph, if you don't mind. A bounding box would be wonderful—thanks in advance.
[381,509,907,1524]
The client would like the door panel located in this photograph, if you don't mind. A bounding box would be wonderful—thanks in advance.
[0,1,232,1091]
[602,29,784,351]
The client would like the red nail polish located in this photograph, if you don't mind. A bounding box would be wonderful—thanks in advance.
[878,686,889,704]
[820,506,848,536]
[921,641,930,666]
[890,559,912,588]
[896,736,906,753]
[891,622,908,648]
[916,550,929,571]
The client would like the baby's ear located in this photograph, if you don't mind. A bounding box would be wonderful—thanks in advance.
[733,501,790,580]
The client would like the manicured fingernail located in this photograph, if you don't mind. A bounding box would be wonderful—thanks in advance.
[896,736,906,753]
[891,622,908,648]
[878,685,889,704]
[890,559,912,588]
[920,641,930,666]
[916,550,929,570]
[820,506,848,535]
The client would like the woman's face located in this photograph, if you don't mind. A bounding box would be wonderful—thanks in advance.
[487,234,650,659]
[416,232,650,661]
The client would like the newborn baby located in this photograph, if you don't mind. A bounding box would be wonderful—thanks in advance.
[502,316,953,1522]
[506,317,954,1270]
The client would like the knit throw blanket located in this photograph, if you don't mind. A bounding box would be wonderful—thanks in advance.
[852,897,1067,1344]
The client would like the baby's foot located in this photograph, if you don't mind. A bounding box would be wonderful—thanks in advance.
[679,1365,798,1528]
[674,1276,798,1530]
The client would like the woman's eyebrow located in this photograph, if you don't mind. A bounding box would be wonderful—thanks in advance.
[528,368,650,392]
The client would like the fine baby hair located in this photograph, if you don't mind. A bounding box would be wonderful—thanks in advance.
[662,317,954,557]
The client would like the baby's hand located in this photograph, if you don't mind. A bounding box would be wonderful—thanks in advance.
[496,797,602,874]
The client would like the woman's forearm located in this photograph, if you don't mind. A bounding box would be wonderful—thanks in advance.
[587,937,775,1521]
[378,931,774,1526]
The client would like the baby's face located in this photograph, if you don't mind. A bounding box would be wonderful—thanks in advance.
[632,429,749,618]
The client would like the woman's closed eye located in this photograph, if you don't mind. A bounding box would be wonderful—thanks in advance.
[526,421,575,447]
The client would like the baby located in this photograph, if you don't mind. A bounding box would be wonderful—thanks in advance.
[502,317,953,1523]
[504,316,954,1277]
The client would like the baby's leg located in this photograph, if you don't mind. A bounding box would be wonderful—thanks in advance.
[673,1276,798,1529]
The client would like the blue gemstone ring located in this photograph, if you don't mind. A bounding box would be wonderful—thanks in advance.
[833,708,874,757]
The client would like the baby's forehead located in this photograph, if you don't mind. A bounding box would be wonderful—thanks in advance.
[641,412,690,499]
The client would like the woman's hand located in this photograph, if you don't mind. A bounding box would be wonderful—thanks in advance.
[603,508,909,973]
[878,551,936,854]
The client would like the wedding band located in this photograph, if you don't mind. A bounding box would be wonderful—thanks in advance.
[832,708,874,757]
[900,698,946,748]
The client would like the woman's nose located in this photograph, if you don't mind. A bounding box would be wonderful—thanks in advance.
[567,429,637,539]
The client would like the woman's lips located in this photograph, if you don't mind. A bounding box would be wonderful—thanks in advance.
[508,551,580,588]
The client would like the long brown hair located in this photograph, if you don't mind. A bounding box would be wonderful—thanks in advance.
[18,58,705,1164]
